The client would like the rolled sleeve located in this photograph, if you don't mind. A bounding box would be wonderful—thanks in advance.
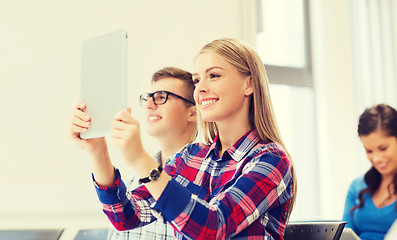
[153,178,192,222]
[93,169,128,205]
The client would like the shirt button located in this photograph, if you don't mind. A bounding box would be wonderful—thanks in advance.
[211,183,216,188]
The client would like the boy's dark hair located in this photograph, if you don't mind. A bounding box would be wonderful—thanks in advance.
[152,67,195,104]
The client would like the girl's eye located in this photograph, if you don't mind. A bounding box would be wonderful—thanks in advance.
[366,150,372,154]
[380,147,387,151]
[193,78,199,85]
[210,73,220,78]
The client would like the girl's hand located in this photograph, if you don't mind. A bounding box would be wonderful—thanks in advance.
[109,108,145,164]
[70,102,107,155]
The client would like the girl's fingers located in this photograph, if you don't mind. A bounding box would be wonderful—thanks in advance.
[114,110,129,122]
[75,101,86,110]
[114,109,138,125]
[73,101,90,123]
[109,128,125,139]
[73,108,90,122]
[110,121,139,141]
[70,123,88,133]
[71,102,91,131]
[71,115,91,129]
[111,119,133,130]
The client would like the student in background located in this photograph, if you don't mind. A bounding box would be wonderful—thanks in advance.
[71,67,197,240]
[342,104,397,240]
[75,38,296,240]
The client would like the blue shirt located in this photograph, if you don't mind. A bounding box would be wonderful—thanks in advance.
[342,175,397,240]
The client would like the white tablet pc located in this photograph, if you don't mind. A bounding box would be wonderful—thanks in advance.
[80,29,128,139]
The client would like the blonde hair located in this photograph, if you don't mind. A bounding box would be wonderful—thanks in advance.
[196,38,296,220]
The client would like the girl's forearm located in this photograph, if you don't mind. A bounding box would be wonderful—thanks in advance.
[89,149,115,187]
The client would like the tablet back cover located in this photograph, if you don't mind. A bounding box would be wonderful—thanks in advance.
[80,29,128,139]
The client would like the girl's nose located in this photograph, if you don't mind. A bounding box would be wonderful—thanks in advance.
[196,79,208,93]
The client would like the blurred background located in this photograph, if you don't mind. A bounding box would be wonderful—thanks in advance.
[0,0,396,232]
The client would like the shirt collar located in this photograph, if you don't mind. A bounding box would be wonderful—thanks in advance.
[207,128,261,162]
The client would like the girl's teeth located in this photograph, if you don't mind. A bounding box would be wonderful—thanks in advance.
[149,116,160,121]
[202,99,217,107]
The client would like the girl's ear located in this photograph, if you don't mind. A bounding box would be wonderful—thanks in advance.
[187,105,197,123]
[244,75,254,96]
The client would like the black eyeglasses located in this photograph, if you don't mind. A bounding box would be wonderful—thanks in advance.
[139,90,195,107]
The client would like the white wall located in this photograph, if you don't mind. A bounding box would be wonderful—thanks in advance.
[2,0,395,228]
[310,0,361,219]
[310,0,397,219]
[392,4,397,109]
[0,0,254,218]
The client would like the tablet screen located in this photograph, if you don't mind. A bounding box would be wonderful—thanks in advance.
[80,29,128,139]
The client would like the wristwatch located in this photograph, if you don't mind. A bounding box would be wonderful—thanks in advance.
[138,165,163,184]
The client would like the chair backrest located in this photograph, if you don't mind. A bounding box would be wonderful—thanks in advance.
[0,229,64,240]
[74,229,108,240]
[284,221,347,240]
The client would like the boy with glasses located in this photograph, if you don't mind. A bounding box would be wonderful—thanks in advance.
[70,67,196,239]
